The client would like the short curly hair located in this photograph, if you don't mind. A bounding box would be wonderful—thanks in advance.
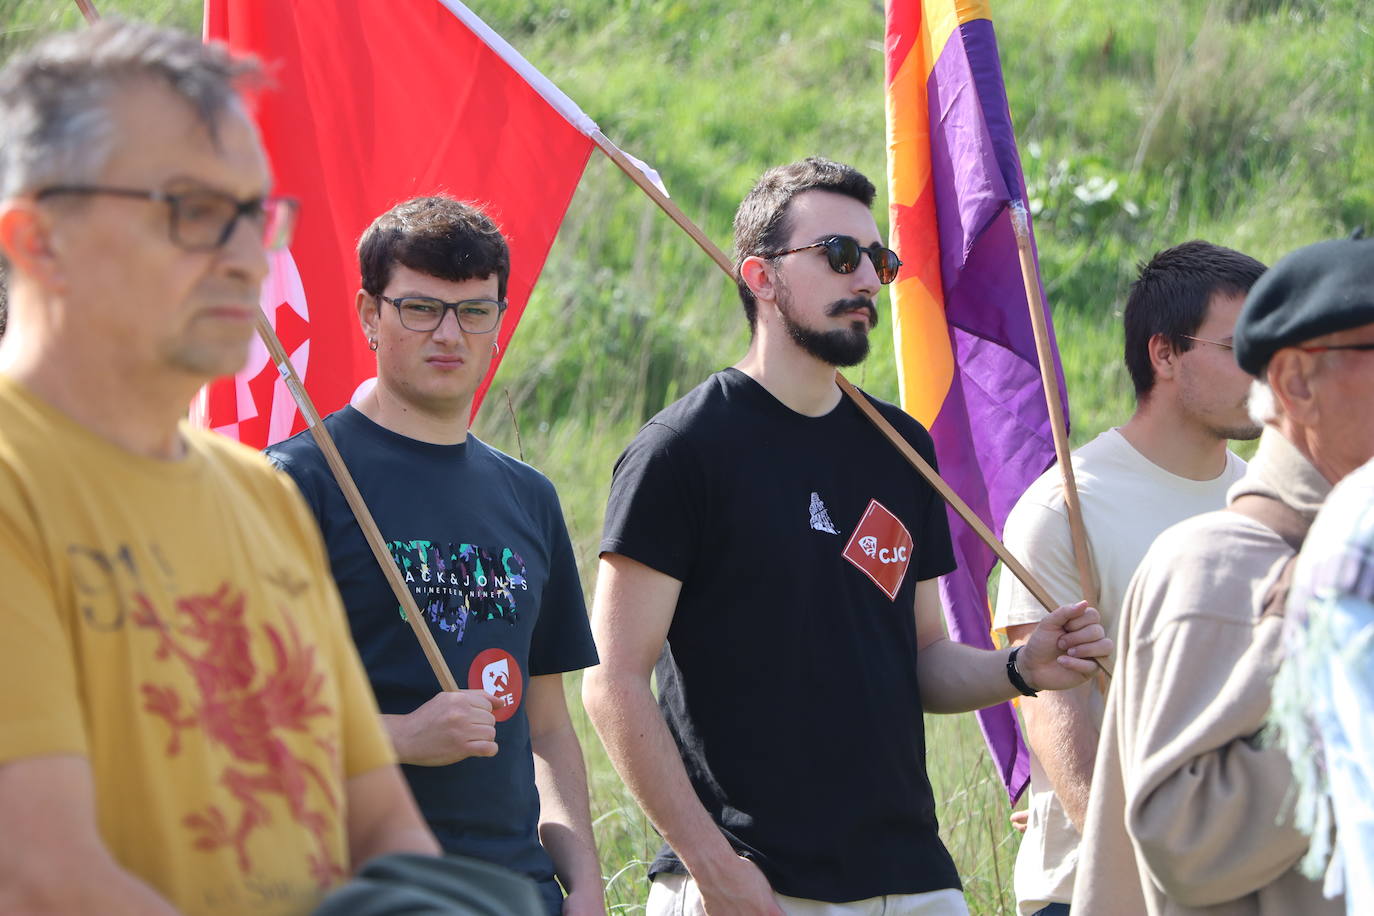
[357,195,510,301]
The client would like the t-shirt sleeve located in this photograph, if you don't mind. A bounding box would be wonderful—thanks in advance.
[599,421,705,582]
[264,439,325,519]
[274,474,396,778]
[992,493,1088,630]
[528,479,598,676]
[0,472,87,763]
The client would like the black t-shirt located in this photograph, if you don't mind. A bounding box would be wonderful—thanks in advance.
[600,368,961,902]
[267,407,598,895]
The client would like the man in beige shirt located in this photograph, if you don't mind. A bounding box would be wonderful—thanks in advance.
[996,241,1264,915]
[1074,236,1374,914]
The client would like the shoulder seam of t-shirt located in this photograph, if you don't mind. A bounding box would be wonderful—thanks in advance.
[644,417,687,439]
[640,420,710,482]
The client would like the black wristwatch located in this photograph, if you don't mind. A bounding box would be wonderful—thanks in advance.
[1006,646,1038,697]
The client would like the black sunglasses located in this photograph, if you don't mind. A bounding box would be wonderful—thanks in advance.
[765,235,902,285]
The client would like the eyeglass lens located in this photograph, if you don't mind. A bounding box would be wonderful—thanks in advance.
[170,191,297,252]
[823,237,901,285]
[393,298,504,334]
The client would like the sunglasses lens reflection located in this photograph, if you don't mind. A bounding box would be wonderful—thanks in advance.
[822,236,901,285]
[875,249,901,284]
[823,237,862,275]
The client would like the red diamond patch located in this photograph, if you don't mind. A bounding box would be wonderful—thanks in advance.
[842,499,914,600]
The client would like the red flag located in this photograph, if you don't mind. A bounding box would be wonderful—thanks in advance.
[200,0,596,446]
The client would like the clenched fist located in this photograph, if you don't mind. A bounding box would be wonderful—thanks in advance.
[384,689,501,766]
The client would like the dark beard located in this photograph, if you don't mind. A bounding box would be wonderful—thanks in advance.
[777,292,878,368]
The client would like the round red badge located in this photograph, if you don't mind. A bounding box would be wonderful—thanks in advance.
[467,648,523,722]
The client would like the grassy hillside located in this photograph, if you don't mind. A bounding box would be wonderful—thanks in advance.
[3,0,1369,911]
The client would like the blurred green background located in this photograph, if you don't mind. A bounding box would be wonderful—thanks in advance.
[3,0,1368,910]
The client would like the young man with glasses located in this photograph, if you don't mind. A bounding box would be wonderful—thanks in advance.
[0,20,439,916]
[993,240,1265,916]
[582,157,1113,915]
[266,196,603,916]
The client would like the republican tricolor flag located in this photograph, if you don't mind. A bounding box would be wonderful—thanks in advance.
[200,0,626,446]
[885,0,1069,801]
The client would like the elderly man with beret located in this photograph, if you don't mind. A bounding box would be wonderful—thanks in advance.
[1073,237,1374,915]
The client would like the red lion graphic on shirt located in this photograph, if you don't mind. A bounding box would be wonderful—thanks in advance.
[132,582,343,887]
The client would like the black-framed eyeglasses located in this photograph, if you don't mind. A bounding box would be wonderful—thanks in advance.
[34,184,298,252]
[1296,342,1374,355]
[764,235,903,285]
[379,295,508,334]
[1181,334,1234,351]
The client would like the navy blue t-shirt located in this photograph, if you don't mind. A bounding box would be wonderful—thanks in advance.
[268,407,598,901]
[600,369,962,902]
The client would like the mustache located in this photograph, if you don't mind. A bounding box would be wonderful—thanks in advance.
[827,297,879,326]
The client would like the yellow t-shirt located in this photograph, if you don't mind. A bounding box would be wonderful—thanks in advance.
[0,376,396,915]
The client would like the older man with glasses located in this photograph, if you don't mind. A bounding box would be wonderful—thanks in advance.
[0,19,440,916]
[265,196,604,916]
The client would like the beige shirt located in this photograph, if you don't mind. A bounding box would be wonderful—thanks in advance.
[994,428,1245,913]
[1073,429,1341,915]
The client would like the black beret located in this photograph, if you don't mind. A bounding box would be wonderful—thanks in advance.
[1234,237,1374,375]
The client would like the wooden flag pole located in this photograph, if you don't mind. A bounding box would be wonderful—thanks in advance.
[1009,203,1099,611]
[836,372,1109,677]
[73,0,458,693]
[835,374,1058,611]
[589,130,734,275]
[253,312,460,693]
[586,139,1103,658]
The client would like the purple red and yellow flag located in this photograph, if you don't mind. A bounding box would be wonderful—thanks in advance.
[885,0,1067,802]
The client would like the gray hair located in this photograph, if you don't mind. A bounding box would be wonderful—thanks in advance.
[1248,378,1279,425]
[0,18,260,200]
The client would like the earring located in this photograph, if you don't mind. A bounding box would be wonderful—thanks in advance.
[368,338,378,352]
[492,341,500,355]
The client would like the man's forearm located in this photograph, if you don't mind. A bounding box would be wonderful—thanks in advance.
[381,713,416,762]
[345,765,441,870]
[1007,621,1099,831]
[531,724,603,898]
[0,756,183,916]
[350,821,442,867]
[0,865,183,916]
[918,637,1021,713]
[1020,682,1098,831]
[582,671,738,878]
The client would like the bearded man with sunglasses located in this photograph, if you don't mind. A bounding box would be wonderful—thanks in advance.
[0,20,440,916]
[583,157,1112,916]
[266,196,603,916]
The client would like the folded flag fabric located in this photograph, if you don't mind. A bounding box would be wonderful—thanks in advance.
[885,0,1069,801]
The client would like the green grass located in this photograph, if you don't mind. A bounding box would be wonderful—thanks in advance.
[4,0,1368,910]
